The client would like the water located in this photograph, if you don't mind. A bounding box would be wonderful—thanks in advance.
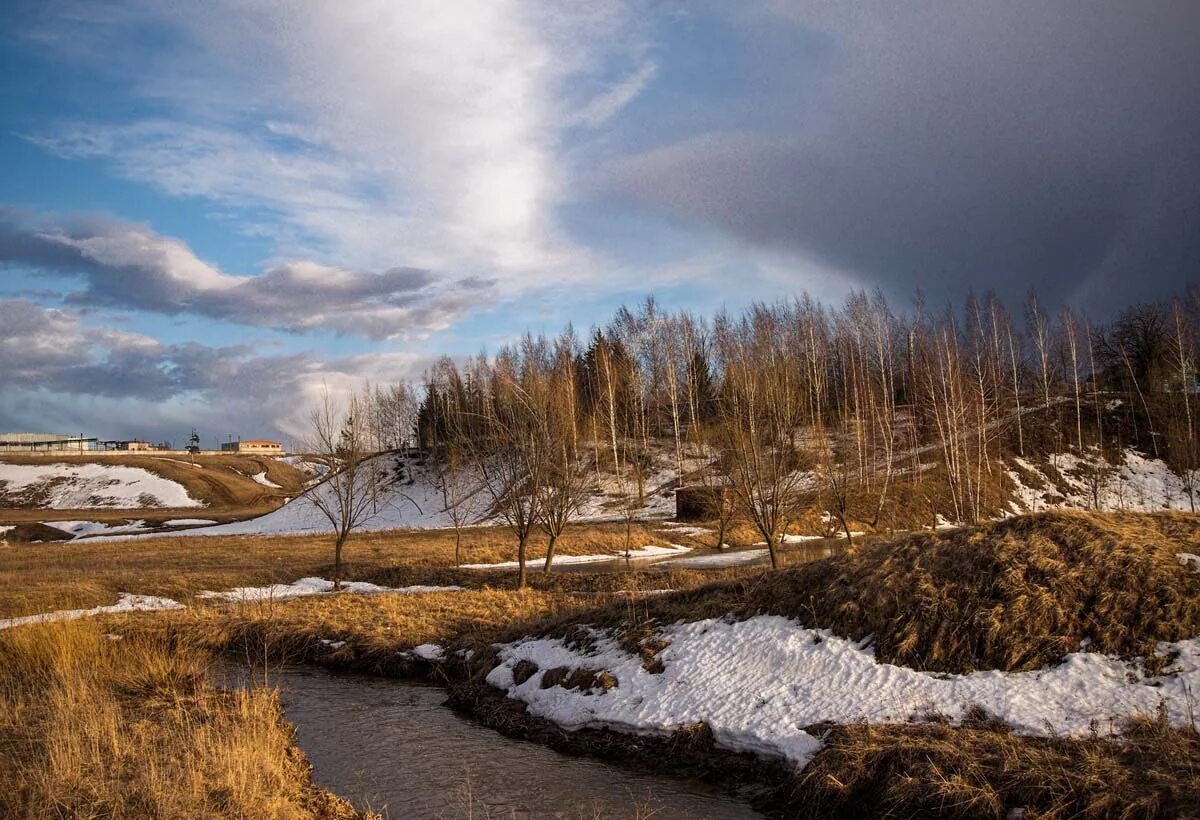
[257,665,763,820]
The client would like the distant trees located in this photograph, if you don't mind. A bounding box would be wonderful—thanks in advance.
[402,283,1198,571]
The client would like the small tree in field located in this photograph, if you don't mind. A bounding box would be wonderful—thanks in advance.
[303,387,402,590]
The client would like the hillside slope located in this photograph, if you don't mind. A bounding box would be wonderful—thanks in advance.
[0,454,311,527]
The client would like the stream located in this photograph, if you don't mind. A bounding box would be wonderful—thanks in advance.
[242,665,765,819]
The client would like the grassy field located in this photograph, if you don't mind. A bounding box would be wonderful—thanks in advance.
[0,519,765,618]
[8,511,1199,818]
[0,452,312,527]
[0,621,364,819]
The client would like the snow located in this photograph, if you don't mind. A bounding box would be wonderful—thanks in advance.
[658,524,714,538]
[1009,449,1197,513]
[0,463,203,509]
[488,614,1200,769]
[0,593,184,630]
[45,519,149,538]
[103,455,455,539]
[1178,553,1200,573]
[0,525,13,536]
[250,471,282,488]
[197,576,462,602]
[656,549,769,569]
[278,456,329,480]
[461,544,690,571]
[412,643,446,661]
[164,518,217,526]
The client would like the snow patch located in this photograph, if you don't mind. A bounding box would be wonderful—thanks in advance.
[197,576,462,602]
[46,520,149,538]
[1009,449,1197,513]
[656,549,769,569]
[0,593,184,630]
[488,615,1200,769]
[250,471,282,489]
[462,544,690,570]
[658,524,714,538]
[0,463,202,509]
[163,518,218,526]
[412,643,446,661]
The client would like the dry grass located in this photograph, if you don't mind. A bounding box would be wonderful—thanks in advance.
[0,452,309,526]
[793,711,1200,818]
[138,588,589,671]
[0,621,362,819]
[0,521,677,618]
[475,511,1200,674]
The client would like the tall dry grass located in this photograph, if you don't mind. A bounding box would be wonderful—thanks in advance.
[0,622,359,819]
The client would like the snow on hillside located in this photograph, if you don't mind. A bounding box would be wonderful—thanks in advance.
[121,452,680,540]
[488,614,1200,768]
[158,454,457,537]
[1008,449,1198,513]
[0,463,203,509]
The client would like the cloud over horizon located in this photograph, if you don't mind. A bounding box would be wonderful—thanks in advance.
[0,210,490,339]
[0,298,433,442]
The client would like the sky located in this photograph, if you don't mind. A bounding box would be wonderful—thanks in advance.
[1,1,1197,445]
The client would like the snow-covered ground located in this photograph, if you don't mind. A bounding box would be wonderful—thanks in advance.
[0,593,184,630]
[488,614,1200,769]
[163,518,217,526]
[0,463,203,509]
[461,544,690,570]
[95,452,685,541]
[1009,449,1198,513]
[197,576,462,602]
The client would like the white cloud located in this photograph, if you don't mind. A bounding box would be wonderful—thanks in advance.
[0,298,435,441]
[31,0,654,288]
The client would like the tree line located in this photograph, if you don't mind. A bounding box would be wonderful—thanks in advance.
[310,286,1200,587]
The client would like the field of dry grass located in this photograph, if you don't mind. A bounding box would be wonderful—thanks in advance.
[0,520,714,618]
[0,452,310,526]
[0,621,364,819]
[8,510,1200,818]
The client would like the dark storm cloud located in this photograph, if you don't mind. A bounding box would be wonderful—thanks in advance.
[0,209,491,338]
[613,1,1200,311]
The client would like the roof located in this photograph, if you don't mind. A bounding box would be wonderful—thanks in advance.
[240,439,281,446]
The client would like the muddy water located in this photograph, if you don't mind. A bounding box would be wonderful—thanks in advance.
[260,665,764,819]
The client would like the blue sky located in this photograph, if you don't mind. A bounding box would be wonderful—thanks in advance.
[1,1,1196,444]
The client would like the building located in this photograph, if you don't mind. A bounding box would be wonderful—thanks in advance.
[0,433,96,453]
[221,439,284,455]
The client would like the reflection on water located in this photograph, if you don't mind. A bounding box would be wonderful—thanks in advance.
[247,665,763,820]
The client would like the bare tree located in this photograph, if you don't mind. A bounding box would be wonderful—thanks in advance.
[303,387,405,590]
[540,336,594,571]
[468,349,550,590]
[717,306,811,567]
